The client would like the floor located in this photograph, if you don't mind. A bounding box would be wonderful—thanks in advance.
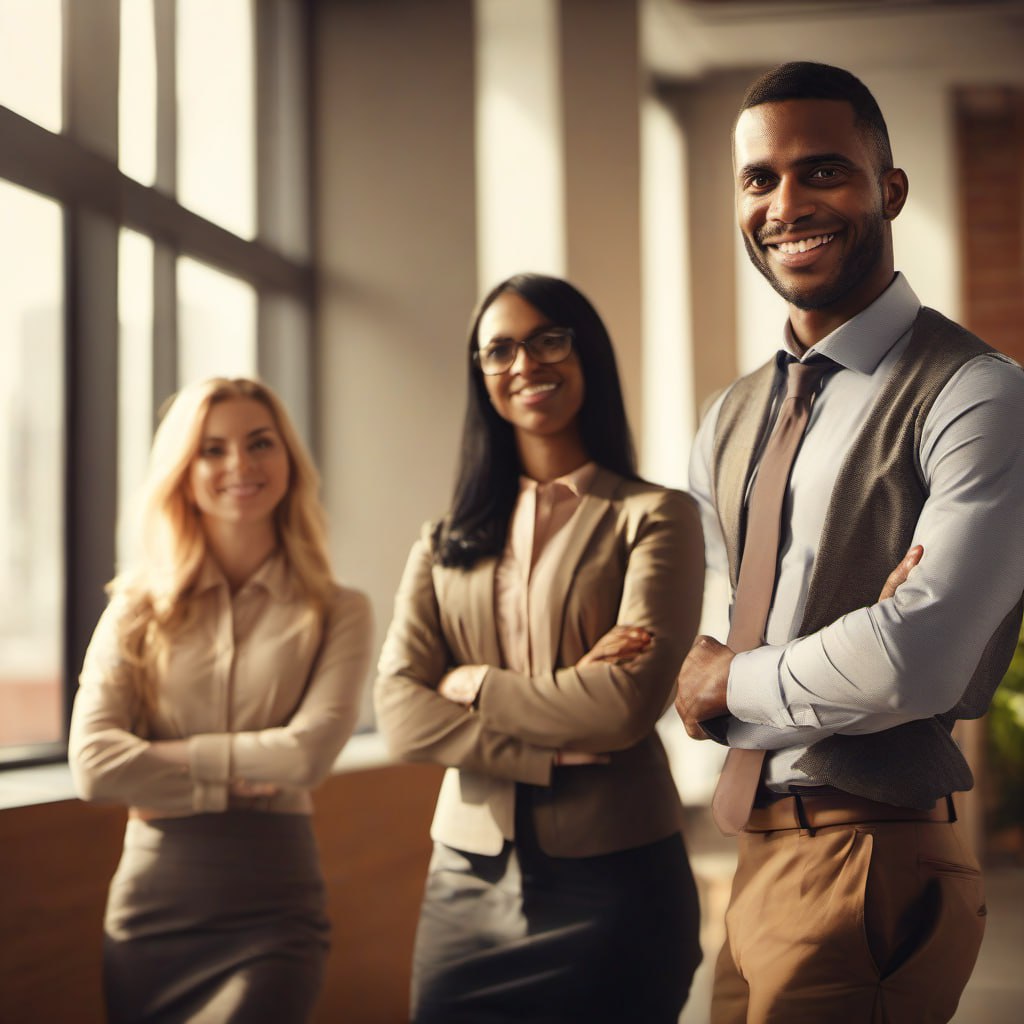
[678,809,1024,1024]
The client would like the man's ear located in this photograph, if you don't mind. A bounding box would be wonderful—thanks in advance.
[881,167,909,221]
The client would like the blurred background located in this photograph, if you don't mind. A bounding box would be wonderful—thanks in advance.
[1,1,1022,1020]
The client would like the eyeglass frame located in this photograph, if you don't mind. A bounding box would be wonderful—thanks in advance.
[472,326,576,376]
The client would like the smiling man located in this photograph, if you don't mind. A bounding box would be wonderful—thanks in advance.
[675,62,1024,1022]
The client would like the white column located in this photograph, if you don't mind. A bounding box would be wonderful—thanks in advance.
[475,0,566,288]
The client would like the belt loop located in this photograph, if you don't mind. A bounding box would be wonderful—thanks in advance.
[793,793,817,836]
[945,794,957,823]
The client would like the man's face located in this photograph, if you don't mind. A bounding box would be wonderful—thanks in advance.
[734,98,906,319]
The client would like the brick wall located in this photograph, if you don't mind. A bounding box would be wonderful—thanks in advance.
[956,87,1024,363]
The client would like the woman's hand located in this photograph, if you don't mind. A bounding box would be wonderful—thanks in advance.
[879,545,923,602]
[562,625,650,762]
[576,625,653,669]
[437,665,486,706]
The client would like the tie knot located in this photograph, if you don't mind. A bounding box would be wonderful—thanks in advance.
[785,357,832,400]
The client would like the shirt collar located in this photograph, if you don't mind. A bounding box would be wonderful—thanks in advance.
[193,549,293,601]
[782,272,921,375]
[519,460,598,499]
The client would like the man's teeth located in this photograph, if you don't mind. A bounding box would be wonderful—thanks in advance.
[519,383,558,396]
[775,233,835,255]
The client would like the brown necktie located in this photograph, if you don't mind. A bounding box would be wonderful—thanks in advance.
[711,357,833,835]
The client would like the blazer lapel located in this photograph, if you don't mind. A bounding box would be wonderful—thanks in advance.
[540,468,617,663]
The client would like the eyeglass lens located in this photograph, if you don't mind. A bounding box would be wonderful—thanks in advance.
[478,330,572,374]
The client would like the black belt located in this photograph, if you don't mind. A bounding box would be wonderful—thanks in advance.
[745,790,956,835]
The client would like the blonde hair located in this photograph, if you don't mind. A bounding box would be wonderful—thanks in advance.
[111,377,334,707]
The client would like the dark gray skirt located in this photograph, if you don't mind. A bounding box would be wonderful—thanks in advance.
[104,812,329,1024]
[411,787,703,1024]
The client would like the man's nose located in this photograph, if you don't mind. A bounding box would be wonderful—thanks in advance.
[768,175,815,224]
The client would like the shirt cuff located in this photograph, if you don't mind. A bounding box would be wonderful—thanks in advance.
[189,733,232,783]
[728,644,794,729]
[192,780,229,812]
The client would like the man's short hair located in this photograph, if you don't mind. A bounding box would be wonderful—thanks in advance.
[739,61,894,172]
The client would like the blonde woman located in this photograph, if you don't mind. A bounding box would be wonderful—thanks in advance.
[70,377,372,1023]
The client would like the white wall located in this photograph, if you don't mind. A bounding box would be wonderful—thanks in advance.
[475,0,566,285]
[314,1,478,723]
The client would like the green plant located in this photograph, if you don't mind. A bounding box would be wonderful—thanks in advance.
[987,623,1024,832]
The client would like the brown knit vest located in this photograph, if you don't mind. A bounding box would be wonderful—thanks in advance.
[713,307,1024,808]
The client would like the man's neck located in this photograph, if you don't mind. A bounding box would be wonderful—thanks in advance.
[787,270,898,350]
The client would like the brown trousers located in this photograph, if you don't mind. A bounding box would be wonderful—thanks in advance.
[711,812,986,1023]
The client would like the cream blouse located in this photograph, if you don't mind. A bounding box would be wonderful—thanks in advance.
[69,553,373,817]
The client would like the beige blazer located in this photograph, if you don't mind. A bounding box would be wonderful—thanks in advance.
[374,468,704,857]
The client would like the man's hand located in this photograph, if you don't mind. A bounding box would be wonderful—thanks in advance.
[674,635,734,741]
[879,544,923,601]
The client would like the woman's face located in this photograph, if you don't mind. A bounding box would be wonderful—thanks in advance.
[477,290,585,444]
[188,397,290,529]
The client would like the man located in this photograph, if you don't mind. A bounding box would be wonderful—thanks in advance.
[675,61,1024,1023]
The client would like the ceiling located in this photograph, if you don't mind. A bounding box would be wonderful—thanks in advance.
[642,0,1024,82]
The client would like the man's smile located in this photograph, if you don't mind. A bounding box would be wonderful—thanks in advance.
[769,232,836,255]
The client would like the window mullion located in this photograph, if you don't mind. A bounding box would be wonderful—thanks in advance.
[62,0,120,740]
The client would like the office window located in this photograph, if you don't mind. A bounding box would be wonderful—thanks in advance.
[177,0,256,238]
[0,0,62,133]
[117,229,155,571]
[178,257,258,384]
[0,182,64,748]
[119,0,158,187]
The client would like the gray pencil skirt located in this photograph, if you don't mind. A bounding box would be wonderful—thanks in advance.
[103,811,330,1024]
[411,787,703,1024]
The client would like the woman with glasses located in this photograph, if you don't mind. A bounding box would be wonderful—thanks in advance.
[69,377,372,1023]
[376,273,705,1023]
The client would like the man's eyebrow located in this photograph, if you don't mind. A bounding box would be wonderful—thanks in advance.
[738,152,858,179]
[794,152,858,168]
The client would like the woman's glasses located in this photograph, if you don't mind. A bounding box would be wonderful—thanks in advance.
[473,327,575,376]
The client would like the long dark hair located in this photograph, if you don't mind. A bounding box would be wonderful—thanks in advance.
[433,273,638,568]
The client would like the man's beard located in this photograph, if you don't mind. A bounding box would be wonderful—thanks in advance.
[743,209,886,311]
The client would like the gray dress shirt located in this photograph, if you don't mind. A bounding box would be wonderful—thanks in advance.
[690,273,1024,791]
